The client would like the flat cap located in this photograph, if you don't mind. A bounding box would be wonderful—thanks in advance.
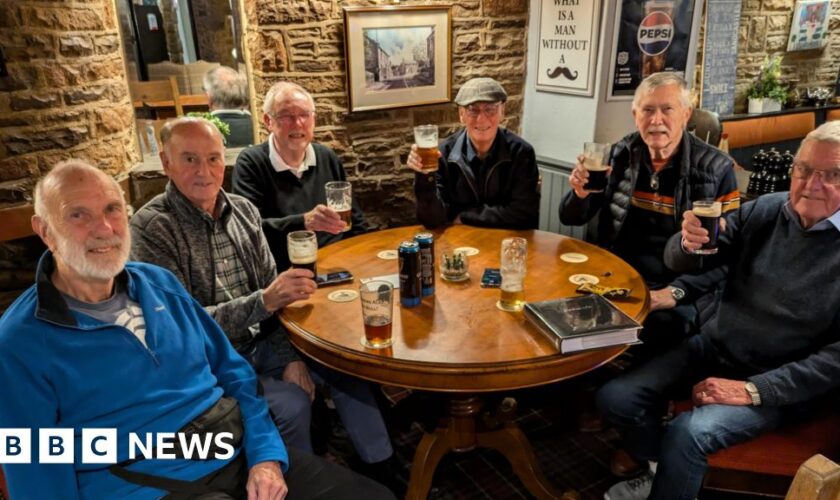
[454,77,507,106]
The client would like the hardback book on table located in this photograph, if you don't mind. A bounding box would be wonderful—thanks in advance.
[524,294,642,354]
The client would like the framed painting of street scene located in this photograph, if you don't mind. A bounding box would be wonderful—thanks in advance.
[343,5,452,112]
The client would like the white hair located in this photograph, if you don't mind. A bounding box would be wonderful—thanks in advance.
[262,81,315,115]
[632,72,692,111]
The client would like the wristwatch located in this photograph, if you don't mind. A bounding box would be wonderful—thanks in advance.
[744,382,762,406]
[670,286,686,302]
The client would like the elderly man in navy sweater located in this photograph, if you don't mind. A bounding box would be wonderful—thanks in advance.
[598,120,840,500]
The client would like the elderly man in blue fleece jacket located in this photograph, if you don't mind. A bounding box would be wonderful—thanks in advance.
[598,120,840,500]
[0,160,393,500]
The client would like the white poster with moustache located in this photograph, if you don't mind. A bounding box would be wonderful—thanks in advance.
[535,0,602,96]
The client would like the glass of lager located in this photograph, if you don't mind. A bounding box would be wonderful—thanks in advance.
[413,124,439,173]
[582,142,611,193]
[692,200,722,255]
[360,280,394,349]
[497,237,527,312]
[325,181,352,232]
[287,230,318,275]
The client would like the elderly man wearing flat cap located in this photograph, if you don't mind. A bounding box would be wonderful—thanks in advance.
[407,77,540,229]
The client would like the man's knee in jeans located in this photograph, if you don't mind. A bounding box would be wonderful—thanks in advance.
[596,376,647,426]
[260,376,313,452]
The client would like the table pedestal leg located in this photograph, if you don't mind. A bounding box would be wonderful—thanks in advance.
[406,394,574,500]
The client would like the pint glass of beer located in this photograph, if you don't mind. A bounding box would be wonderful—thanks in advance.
[582,142,611,193]
[498,237,527,312]
[325,181,352,232]
[413,124,439,173]
[360,280,394,349]
[287,230,318,275]
[692,200,722,255]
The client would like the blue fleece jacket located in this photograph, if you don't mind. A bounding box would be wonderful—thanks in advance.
[0,253,287,499]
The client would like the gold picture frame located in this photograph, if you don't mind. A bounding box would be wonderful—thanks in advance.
[343,5,452,113]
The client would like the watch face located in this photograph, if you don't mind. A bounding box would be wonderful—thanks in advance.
[671,287,686,301]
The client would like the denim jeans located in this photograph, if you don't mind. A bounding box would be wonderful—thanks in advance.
[242,336,393,464]
[596,335,786,500]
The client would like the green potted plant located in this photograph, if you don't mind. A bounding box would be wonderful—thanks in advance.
[187,111,231,142]
[746,55,788,114]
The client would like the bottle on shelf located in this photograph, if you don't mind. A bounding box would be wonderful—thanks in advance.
[718,133,730,154]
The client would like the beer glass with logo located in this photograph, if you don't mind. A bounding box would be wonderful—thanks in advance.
[692,200,722,255]
[413,124,439,173]
[582,142,611,193]
[325,181,352,232]
[287,230,318,275]
[360,280,394,349]
[498,237,527,312]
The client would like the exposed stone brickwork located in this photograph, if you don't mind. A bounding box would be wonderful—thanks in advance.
[0,0,139,311]
[243,0,530,228]
[699,0,840,112]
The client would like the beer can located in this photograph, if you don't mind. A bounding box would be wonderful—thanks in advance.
[414,232,435,297]
[398,241,422,307]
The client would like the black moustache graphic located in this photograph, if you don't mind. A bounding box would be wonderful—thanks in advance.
[546,66,579,80]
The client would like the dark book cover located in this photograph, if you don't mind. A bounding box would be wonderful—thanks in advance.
[524,295,642,353]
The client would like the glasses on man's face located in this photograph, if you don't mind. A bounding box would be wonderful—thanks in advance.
[790,162,840,186]
[463,103,501,119]
[271,110,315,125]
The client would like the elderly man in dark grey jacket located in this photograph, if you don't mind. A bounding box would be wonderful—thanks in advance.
[130,117,398,490]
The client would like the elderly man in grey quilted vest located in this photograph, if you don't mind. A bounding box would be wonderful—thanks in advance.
[130,117,399,492]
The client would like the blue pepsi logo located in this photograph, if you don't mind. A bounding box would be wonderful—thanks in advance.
[637,11,674,56]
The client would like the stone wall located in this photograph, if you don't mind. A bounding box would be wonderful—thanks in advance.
[242,0,529,228]
[728,0,840,112]
[0,0,139,312]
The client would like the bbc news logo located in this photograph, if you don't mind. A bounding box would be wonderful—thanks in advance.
[637,11,674,56]
[0,429,235,464]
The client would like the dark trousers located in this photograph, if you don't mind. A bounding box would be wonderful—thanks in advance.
[167,448,395,500]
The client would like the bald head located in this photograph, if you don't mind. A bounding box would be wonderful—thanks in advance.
[160,116,225,151]
[34,160,123,226]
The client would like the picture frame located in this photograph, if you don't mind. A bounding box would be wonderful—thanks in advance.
[787,0,830,52]
[607,0,704,101]
[535,0,602,96]
[343,5,452,113]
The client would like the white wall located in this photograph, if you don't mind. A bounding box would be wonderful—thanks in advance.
[522,0,635,163]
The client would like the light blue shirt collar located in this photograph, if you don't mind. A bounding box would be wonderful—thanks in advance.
[782,200,840,232]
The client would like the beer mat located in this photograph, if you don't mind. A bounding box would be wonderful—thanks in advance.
[440,272,470,282]
[576,282,631,299]
[453,246,480,256]
[568,274,600,285]
[377,250,398,260]
[327,290,358,303]
[360,274,400,289]
[560,252,588,263]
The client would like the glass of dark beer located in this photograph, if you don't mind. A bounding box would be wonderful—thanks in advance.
[413,125,439,173]
[360,280,394,349]
[325,181,352,232]
[692,200,722,255]
[582,142,611,193]
[287,230,318,275]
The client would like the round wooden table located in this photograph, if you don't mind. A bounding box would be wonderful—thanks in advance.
[281,225,649,499]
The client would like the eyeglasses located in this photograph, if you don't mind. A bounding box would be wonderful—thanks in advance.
[790,162,840,185]
[462,103,501,118]
[270,110,315,125]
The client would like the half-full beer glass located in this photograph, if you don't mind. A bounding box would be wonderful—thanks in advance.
[498,237,527,312]
[692,200,722,255]
[414,124,439,173]
[582,142,611,193]
[325,181,352,232]
[287,230,318,275]
[360,280,394,349]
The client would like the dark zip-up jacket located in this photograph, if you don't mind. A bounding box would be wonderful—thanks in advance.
[414,127,540,229]
[559,130,736,247]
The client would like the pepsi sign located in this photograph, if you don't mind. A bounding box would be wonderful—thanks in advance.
[637,11,674,56]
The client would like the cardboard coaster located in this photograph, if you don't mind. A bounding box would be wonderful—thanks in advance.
[454,246,479,256]
[327,289,359,303]
[560,252,588,263]
[377,250,398,260]
[569,274,600,285]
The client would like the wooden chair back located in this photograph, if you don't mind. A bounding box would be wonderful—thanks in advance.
[786,454,840,500]
[129,76,184,116]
